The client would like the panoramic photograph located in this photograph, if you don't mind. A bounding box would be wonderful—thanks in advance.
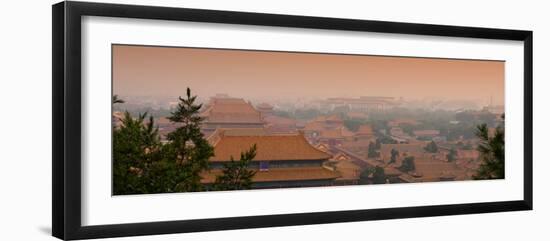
[112,44,505,195]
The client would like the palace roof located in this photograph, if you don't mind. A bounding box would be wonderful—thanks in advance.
[319,127,354,139]
[334,159,361,181]
[314,143,330,153]
[320,129,344,139]
[355,124,374,136]
[201,98,263,124]
[208,131,332,162]
[303,121,326,131]
[410,158,463,182]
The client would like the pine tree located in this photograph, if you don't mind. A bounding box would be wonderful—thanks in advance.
[214,144,257,190]
[400,156,416,172]
[165,88,214,192]
[446,148,458,162]
[359,166,386,184]
[424,140,439,153]
[473,122,504,179]
[389,148,399,164]
[372,166,386,184]
[113,112,162,195]
[359,167,373,184]
[367,141,379,158]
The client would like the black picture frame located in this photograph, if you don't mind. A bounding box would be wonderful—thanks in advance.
[52,1,533,240]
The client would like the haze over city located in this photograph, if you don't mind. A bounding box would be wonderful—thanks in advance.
[112,44,504,107]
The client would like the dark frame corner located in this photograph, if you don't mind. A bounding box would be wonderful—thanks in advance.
[52,1,533,240]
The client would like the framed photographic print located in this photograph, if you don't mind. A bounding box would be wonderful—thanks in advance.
[52,1,533,240]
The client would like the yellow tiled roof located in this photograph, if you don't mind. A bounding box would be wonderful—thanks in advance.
[210,133,332,162]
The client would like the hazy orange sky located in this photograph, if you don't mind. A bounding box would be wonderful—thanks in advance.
[112,45,504,104]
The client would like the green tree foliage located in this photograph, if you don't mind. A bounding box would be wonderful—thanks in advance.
[400,123,415,136]
[416,135,435,141]
[112,111,163,195]
[164,88,214,192]
[377,135,397,145]
[400,156,416,172]
[473,122,505,180]
[424,140,439,153]
[214,145,257,190]
[359,166,386,184]
[372,166,386,184]
[331,105,350,115]
[112,89,260,194]
[455,110,495,125]
[343,119,363,132]
[446,148,458,162]
[456,141,474,150]
[273,110,291,118]
[389,148,399,164]
[367,141,379,158]
[445,123,477,141]
[359,167,373,184]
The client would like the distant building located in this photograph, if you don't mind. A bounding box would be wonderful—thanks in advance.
[302,114,345,141]
[377,142,473,182]
[389,127,413,142]
[327,153,361,185]
[200,98,264,132]
[263,115,298,134]
[314,143,331,153]
[380,143,425,163]
[303,121,326,139]
[404,157,462,182]
[201,130,340,189]
[318,127,354,146]
[339,139,374,158]
[256,102,274,117]
[413,130,440,139]
[312,114,344,128]
[321,96,397,112]
[355,124,375,140]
